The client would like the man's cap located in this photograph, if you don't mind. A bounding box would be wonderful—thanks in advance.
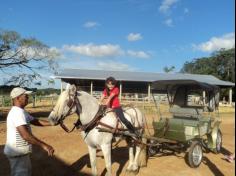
[10,87,32,99]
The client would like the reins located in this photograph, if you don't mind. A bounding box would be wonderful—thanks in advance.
[57,92,146,146]
[59,92,81,133]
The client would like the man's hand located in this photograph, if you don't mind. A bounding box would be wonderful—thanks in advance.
[31,119,52,126]
[17,125,55,156]
[41,143,54,156]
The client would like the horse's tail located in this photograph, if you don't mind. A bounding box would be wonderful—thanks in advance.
[138,136,148,167]
[142,113,152,137]
[137,109,148,168]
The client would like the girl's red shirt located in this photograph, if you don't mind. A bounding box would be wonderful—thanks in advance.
[103,87,120,108]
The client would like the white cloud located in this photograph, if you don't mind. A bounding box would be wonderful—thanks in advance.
[127,33,143,41]
[159,0,179,14]
[96,61,135,71]
[63,43,123,57]
[127,50,150,59]
[193,33,235,52]
[83,21,99,28]
[164,18,174,27]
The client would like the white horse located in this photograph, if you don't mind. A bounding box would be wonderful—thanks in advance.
[48,84,147,176]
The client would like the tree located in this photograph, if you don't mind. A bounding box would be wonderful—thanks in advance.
[0,29,59,86]
[181,48,235,83]
[163,66,175,73]
[181,48,235,101]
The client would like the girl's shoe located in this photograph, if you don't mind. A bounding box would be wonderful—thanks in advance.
[225,155,235,163]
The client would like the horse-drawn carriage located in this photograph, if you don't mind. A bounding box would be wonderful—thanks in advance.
[148,79,222,168]
[48,78,230,175]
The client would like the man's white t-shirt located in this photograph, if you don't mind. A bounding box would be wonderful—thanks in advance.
[4,106,34,157]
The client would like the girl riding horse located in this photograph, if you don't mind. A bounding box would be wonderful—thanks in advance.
[100,77,140,138]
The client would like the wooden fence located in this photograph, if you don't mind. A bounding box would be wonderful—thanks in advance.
[0,94,234,109]
[0,95,59,108]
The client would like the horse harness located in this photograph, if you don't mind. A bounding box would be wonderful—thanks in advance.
[58,91,81,133]
[59,99,142,137]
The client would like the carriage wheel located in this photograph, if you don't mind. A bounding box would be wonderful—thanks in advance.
[148,146,159,157]
[215,130,222,153]
[147,140,160,157]
[186,141,203,168]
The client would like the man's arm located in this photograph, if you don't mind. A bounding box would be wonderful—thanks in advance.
[30,119,52,126]
[17,125,54,156]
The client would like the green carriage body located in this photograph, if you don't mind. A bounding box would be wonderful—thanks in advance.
[148,79,229,167]
[152,116,212,142]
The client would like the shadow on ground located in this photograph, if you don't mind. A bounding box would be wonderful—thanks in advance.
[71,146,129,176]
[220,146,233,156]
[0,145,92,176]
[202,156,225,176]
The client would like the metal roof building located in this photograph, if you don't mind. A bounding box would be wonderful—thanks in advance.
[53,69,235,103]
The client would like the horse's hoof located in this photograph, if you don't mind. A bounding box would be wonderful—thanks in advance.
[126,169,131,173]
[126,170,138,176]
[131,166,139,175]
[126,165,132,172]
[130,169,139,175]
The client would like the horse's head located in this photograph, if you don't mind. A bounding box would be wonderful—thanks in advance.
[48,84,80,125]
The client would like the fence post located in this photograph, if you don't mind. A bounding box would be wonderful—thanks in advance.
[33,95,36,108]
[229,88,233,106]
[51,97,54,106]
[142,98,145,112]
[0,96,2,109]
[2,96,5,107]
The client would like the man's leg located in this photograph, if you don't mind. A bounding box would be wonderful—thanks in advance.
[8,154,31,176]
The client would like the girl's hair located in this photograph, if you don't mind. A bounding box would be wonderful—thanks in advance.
[105,77,117,96]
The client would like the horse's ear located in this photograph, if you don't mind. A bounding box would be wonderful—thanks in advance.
[69,84,77,95]
[66,83,71,90]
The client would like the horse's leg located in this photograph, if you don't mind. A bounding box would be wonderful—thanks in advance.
[131,145,141,173]
[88,146,97,176]
[138,137,147,167]
[100,143,112,176]
[126,144,134,172]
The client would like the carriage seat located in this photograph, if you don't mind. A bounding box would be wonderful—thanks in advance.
[170,105,204,118]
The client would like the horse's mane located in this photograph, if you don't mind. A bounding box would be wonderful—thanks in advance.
[53,91,68,117]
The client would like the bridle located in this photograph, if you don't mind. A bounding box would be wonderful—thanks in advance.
[58,91,81,133]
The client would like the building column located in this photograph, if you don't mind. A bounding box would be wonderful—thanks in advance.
[60,79,64,93]
[90,81,93,95]
[203,91,206,106]
[148,83,151,102]
[229,88,233,105]
[119,82,122,101]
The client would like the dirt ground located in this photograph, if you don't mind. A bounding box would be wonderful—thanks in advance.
[0,106,235,176]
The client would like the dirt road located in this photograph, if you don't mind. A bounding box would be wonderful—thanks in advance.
[0,107,235,176]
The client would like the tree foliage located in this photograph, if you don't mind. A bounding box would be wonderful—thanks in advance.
[181,48,235,83]
[0,29,59,86]
[181,48,235,100]
[163,66,175,73]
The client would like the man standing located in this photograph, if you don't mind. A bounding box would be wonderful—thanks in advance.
[4,87,55,176]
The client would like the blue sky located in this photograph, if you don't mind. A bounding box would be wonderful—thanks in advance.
[0,0,235,88]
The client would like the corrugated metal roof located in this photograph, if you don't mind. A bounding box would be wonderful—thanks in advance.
[53,69,235,87]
